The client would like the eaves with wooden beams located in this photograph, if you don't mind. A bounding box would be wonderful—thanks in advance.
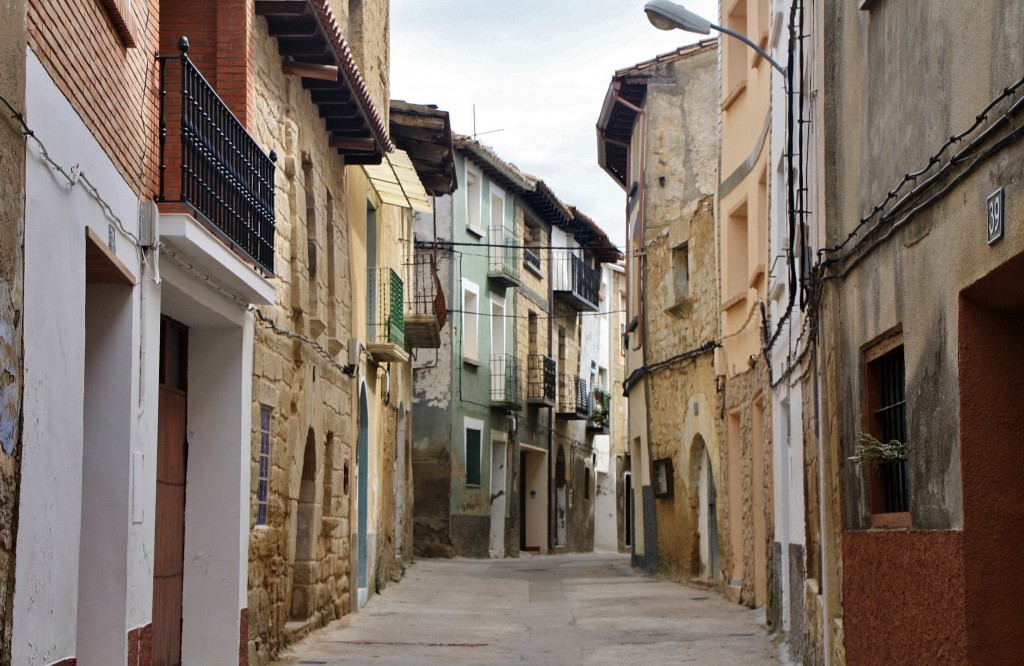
[256,0,395,164]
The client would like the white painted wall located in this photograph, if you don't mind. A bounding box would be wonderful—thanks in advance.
[16,49,146,666]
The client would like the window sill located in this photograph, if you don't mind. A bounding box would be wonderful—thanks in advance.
[524,261,544,279]
[467,225,484,239]
[721,290,747,312]
[722,80,747,112]
[666,298,691,319]
[97,0,138,48]
[869,512,911,529]
[464,356,482,368]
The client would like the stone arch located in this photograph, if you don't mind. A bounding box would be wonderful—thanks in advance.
[291,428,320,620]
[688,434,719,580]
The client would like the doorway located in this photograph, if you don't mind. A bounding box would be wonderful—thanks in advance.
[153,317,188,666]
[624,470,633,548]
[357,386,369,607]
[291,429,318,620]
[489,437,507,557]
[555,446,567,546]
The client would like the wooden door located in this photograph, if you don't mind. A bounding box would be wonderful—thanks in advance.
[153,318,187,666]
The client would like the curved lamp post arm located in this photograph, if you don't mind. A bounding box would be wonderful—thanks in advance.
[710,22,787,77]
[644,0,787,77]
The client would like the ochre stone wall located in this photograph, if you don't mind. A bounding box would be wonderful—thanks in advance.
[246,12,358,663]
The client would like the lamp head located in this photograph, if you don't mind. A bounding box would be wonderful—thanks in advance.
[643,0,713,35]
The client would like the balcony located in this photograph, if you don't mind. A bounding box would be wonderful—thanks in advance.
[157,38,276,276]
[490,354,523,411]
[556,373,589,420]
[405,253,446,349]
[488,224,522,288]
[552,252,599,312]
[367,267,409,363]
[587,386,611,433]
[527,354,556,407]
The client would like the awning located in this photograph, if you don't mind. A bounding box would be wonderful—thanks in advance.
[363,150,432,212]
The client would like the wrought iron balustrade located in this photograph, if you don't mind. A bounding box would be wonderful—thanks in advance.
[879,459,909,513]
[490,354,523,410]
[369,267,405,348]
[404,253,446,348]
[157,37,276,275]
[527,354,556,406]
[556,373,589,419]
[552,252,599,311]
[488,224,522,286]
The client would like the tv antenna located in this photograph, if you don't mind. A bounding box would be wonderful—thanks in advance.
[472,104,505,139]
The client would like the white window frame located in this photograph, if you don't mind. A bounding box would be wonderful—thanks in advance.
[256,406,271,526]
[462,278,481,365]
[466,163,484,237]
[489,183,506,231]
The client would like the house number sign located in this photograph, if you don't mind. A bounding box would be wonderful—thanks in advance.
[987,187,1005,245]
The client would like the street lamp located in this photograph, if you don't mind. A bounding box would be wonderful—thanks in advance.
[643,0,787,77]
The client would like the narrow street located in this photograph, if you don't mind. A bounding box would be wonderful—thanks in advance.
[274,553,780,665]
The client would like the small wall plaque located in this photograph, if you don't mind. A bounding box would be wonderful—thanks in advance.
[987,187,1005,245]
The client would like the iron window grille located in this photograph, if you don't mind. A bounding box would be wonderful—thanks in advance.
[867,341,909,515]
[157,37,277,275]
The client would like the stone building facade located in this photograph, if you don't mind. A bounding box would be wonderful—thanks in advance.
[821,0,1024,663]
[597,41,723,580]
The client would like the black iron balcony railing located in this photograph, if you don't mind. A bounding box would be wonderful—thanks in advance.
[587,386,611,433]
[488,224,522,287]
[404,253,446,348]
[368,267,405,348]
[556,373,589,420]
[490,354,523,410]
[552,252,599,311]
[157,37,276,275]
[527,354,556,406]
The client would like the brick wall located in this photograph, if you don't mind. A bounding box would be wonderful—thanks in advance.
[27,0,160,198]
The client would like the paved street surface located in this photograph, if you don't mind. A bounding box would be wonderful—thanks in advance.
[274,552,780,665]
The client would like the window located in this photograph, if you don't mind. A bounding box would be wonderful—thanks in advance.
[723,0,749,104]
[465,420,483,486]
[97,0,137,47]
[462,279,480,364]
[256,407,271,526]
[864,335,909,524]
[726,200,749,302]
[653,458,674,498]
[524,218,543,276]
[466,165,483,236]
[490,183,506,230]
[672,243,690,303]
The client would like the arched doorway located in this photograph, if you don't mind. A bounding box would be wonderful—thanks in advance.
[690,436,719,580]
[357,386,369,607]
[291,429,318,620]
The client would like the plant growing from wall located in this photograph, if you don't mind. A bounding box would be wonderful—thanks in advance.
[848,432,907,467]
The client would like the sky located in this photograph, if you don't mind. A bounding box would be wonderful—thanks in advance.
[389,0,719,251]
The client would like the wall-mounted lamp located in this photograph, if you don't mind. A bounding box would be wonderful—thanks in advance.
[643,0,787,76]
